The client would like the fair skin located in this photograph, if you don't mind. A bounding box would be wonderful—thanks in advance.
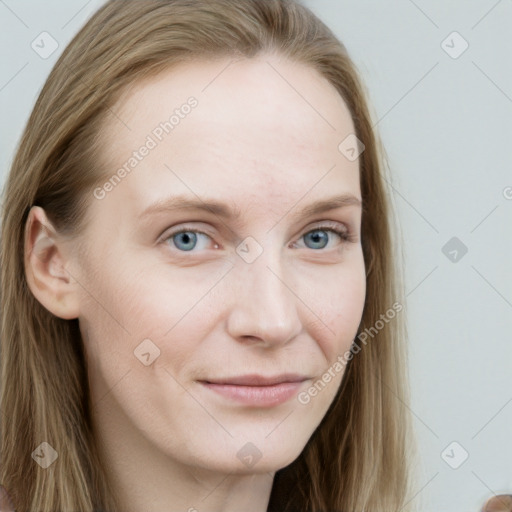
[25,53,366,512]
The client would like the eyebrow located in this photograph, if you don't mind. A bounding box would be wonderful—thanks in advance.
[139,193,362,221]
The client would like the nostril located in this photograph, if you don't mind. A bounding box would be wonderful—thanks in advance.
[481,494,512,512]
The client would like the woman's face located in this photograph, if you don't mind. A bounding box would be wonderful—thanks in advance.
[72,54,366,474]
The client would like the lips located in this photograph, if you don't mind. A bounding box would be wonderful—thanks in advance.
[198,374,311,407]
[201,373,310,386]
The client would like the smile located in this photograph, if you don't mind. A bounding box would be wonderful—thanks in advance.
[198,374,310,407]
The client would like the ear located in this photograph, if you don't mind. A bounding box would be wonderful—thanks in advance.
[24,206,80,319]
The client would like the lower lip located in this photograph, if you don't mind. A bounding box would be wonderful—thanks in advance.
[200,381,305,407]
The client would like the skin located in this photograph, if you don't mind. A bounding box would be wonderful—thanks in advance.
[25,53,366,512]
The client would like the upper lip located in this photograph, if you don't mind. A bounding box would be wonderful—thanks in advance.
[201,374,310,386]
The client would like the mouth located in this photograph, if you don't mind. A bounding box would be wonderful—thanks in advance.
[198,374,310,407]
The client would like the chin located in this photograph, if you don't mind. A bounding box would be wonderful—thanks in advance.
[182,438,306,476]
[235,439,306,475]
[216,452,302,476]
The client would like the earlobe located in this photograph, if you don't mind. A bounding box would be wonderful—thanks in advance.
[24,206,80,320]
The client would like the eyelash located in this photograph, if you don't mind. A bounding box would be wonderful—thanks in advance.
[161,222,354,253]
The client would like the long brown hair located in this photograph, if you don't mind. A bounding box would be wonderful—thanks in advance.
[0,1,417,510]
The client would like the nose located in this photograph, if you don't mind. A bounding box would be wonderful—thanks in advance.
[225,247,303,348]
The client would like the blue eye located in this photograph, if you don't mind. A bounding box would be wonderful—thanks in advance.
[162,224,351,253]
[299,227,350,250]
[166,230,212,252]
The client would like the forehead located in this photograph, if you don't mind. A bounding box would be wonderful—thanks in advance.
[94,54,361,220]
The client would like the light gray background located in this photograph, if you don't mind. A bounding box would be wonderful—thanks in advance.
[1,1,511,511]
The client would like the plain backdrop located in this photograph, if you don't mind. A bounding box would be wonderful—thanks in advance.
[1,1,511,511]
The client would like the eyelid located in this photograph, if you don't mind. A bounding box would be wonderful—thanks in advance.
[159,225,216,251]
[159,223,214,241]
[159,220,355,250]
[291,221,353,249]
[306,219,348,233]
[159,220,348,239]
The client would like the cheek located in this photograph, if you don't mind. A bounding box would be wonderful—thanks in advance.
[310,261,366,361]
[78,258,229,382]
[116,265,231,342]
[79,252,213,336]
[77,260,211,409]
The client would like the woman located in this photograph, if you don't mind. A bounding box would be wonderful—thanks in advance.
[0,1,416,510]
